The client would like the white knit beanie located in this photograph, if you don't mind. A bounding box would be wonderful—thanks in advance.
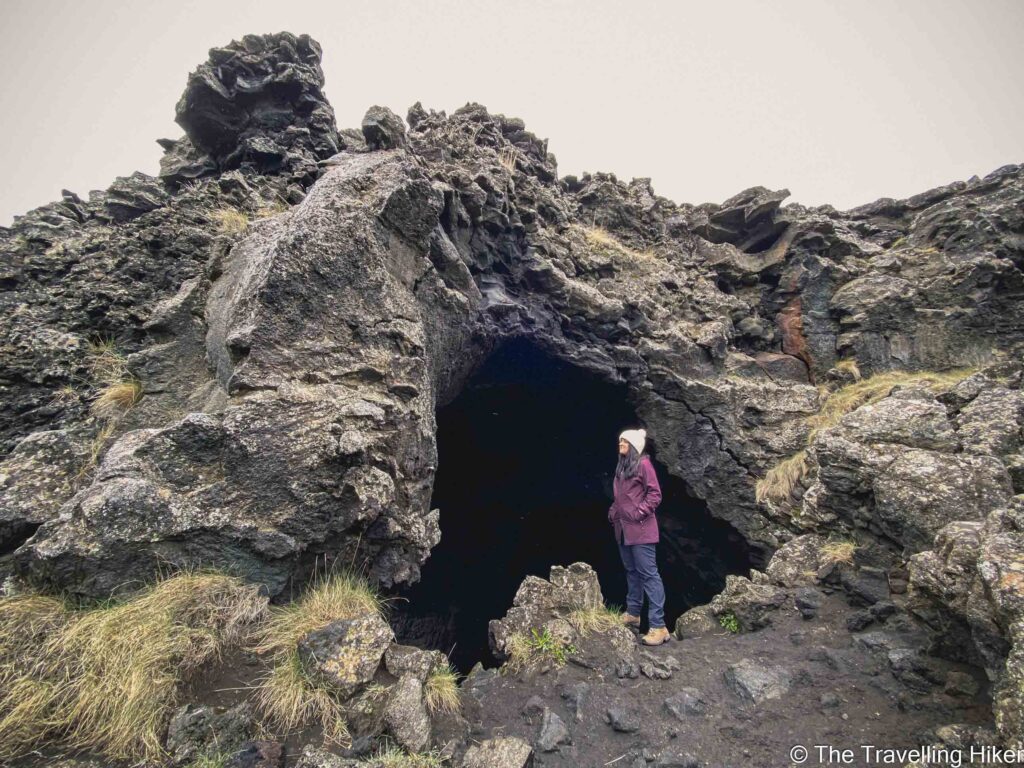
[619,428,646,455]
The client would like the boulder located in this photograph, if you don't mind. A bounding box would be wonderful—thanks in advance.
[383,674,431,753]
[461,737,533,768]
[297,613,394,695]
[723,658,793,703]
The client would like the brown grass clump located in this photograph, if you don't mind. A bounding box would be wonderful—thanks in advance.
[73,420,118,484]
[834,358,861,381]
[363,745,448,768]
[804,368,976,444]
[755,450,808,504]
[90,379,142,420]
[0,571,267,762]
[424,660,461,715]
[579,225,655,261]
[567,604,623,635]
[755,368,977,504]
[212,207,250,235]
[821,538,857,566]
[251,571,384,746]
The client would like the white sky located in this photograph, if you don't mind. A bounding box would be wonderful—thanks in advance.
[1,0,1022,225]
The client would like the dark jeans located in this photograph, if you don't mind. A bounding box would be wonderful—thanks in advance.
[617,530,666,628]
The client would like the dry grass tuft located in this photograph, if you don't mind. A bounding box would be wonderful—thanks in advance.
[805,368,976,444]
[253,649,350,745]
[821,538,857,566]
[0,571,267,762]
[212,207,250,235]
[74,420,118,484]
[90,379,142,420]
[251,570,383,746]
[579,225,655,261]
[834,358,861,381]
[567,604,623,635]
[498,146,517,172]
[755,450,808,504]
[254,199,289,219]
[755,367,977,505]
[424,660,461,715]
[363,744,448,767]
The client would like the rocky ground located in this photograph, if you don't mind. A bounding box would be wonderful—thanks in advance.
[1,30,1022,768]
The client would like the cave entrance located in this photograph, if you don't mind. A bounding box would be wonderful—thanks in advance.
[389,338,752,673]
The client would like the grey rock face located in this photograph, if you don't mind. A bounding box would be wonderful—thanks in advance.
[908,497,1024,746]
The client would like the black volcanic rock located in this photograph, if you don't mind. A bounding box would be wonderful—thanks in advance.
[167,32,340,186]
[2,28,1024,751]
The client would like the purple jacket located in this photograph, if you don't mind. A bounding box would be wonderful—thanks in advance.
[608,454,662,545]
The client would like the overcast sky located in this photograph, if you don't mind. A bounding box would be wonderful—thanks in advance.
[2,0,1022,225]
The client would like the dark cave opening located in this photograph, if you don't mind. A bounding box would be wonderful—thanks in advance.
[389,338,753,673]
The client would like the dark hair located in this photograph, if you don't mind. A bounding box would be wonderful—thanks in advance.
[615,443,642,480]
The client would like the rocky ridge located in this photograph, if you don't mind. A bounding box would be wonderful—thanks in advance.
[1,31,1023,765]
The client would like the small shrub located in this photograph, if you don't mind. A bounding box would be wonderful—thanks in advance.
[424,660,460,715]
[718,611,740,633]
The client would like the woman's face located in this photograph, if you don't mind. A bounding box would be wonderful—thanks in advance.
[618,438,630,456]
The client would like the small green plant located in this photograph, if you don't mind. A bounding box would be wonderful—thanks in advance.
[718,611,740,633]
[504,627,577,673]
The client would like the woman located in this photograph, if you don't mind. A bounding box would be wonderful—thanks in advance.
[608,428,670,645]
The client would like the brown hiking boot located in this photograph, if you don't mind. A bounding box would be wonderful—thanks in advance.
[622,612,641,627]
[641,626,671,646]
